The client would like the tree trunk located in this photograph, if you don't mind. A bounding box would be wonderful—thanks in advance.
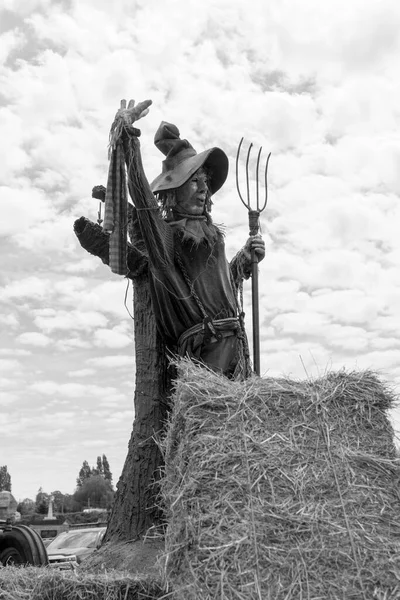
[104,273,172,542]
[74,217,172,542]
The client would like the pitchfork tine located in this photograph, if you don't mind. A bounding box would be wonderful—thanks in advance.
[255,146,262,210]
[236,137,246,207]
[245,143,253,209]
[259,151,272,212]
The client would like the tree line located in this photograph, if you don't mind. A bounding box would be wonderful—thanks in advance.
[0,466,11,492]
[0,456,114,516]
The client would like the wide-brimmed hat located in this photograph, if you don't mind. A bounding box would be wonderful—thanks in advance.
[150,121,229,195]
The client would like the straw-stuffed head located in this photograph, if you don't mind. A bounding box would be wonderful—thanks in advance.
[150,121,229,198]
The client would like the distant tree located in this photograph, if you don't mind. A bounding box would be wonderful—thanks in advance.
[63,493,81,514]
[76,456,113,490]
[102,455,112,487]
[51,490,67,513]
[93,456,103,477]
[35,487,49,514]
[76,460,93,488]
[73,475,114,510]
[0,465,11,492]
[17,498,35,516]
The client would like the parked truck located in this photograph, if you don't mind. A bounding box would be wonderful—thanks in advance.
[0,491,47,566]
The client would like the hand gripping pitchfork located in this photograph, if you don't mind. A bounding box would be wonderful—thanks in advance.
[236,138,271,376]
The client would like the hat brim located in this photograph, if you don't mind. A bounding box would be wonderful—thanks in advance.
[151,147,229,195]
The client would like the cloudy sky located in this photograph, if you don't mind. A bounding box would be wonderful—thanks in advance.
[1,0,400,502]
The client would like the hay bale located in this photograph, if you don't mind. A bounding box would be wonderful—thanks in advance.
[0,565,165,599]
[160,360,400,600]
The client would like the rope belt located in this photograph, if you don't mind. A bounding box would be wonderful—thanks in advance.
[177,317,240,356]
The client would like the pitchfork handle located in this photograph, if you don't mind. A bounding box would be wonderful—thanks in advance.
[251,248,261,376]
[248,210,261,376]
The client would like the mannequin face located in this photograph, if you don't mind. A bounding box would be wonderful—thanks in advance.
[175,168,209,216]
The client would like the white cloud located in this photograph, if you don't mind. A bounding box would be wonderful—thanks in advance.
[86,355,133,368]
[93,327,132,349]
[0,349,31,356]
[55,338,93,351]
[310,290,379,325]
[30,380,124,399]
[17,332,52,346]
[64,258,100,273]
[370,315,400,337]
[67,368,96,378]
[0,29,25,64]
[261,345,334,380]
[0,392,18,406]
[0,358,21,370]
[0,313,20,328]
[270,312,329,337]
[33,309,108,332]
[14,215,78,254]
[35,428,66,440]
[2,0,52,14]
[369,337,400,351]
[80,439,110,448]
[73,280,135,319]
[104,409,134,422]
[0,186,54,235]
[352,350,400,372]
[1,277,51,303]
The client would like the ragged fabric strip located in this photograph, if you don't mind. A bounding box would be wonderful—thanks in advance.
[103,138,128,275]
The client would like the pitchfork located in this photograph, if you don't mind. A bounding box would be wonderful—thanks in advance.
[236,138,271,376]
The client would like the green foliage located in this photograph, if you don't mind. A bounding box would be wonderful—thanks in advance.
[93,456,103,476]
[20,513,65,525]
[0,465,11,492]
[73,454,115,510]
[76,460,92,488]
[63,510,108,525]
[102,454,112,484]
[35,487,49,514]
[17,498,35,516]
[64,493,81,513]
[73,474,114,510]
[50,490,73,513]
[76,455,113,490]
[19,510,105,526]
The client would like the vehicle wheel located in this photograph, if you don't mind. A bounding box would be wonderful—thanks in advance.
[0,525,48,566]
[0,546,25,565]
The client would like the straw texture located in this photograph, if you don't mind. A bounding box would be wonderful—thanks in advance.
[160,360,400,600]
[0,566,165,600]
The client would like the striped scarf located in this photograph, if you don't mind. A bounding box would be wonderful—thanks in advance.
[103,134,128,276]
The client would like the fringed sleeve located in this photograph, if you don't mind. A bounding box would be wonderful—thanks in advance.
[74,216,148,278]
[121,125,174,271]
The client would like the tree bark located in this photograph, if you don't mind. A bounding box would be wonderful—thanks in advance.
[104,272,172,542]
[74,217,172,542]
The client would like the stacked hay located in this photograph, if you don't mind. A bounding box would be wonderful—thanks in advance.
[0,566,165,600]
[161,360,400,600]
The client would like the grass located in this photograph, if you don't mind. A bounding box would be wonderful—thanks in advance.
[0,565,165,600]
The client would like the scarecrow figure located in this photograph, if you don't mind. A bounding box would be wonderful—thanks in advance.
[104,99,265,379]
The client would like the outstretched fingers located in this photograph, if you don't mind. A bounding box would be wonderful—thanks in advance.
[134,99,152,120]
[118,98,152,124]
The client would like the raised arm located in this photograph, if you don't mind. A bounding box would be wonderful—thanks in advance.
[109,99,174,271]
